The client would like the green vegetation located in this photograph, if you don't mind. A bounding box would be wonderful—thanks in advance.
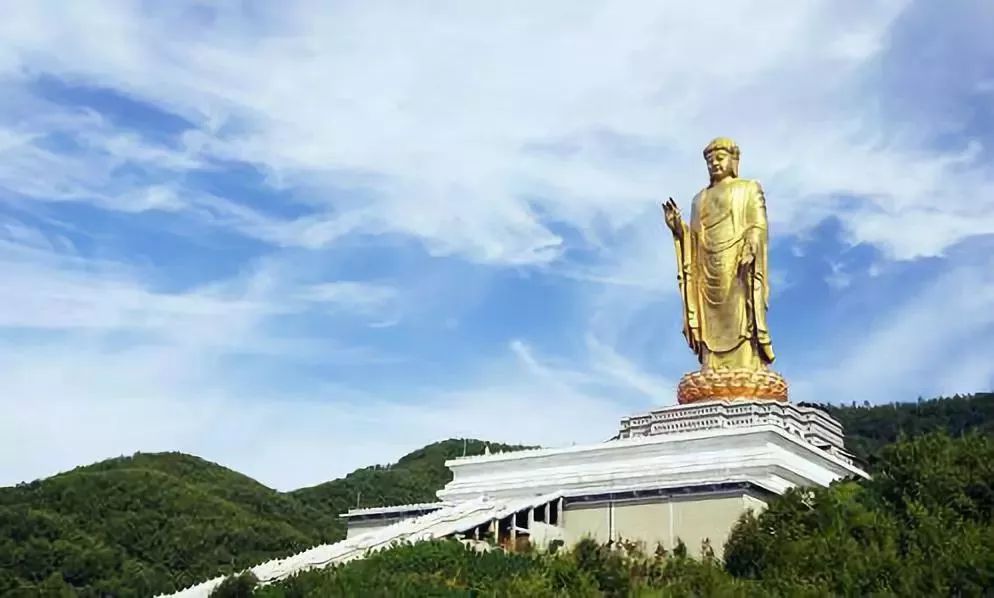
[0,439,524,597]
[2,393,993,596]
[290,439,530,521]
[253,536,750,597]
[724,430,994,596]
[260,429,994,597]
[210,571,258,598]
[801,391,994,464]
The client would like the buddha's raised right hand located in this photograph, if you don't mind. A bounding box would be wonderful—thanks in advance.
[662,198,683,238]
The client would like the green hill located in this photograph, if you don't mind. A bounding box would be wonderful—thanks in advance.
[290,439,529,516]
[3,393,994,596]
[801,391,994,464]
[0,439,522,597]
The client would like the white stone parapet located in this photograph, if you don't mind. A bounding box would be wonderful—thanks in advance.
[341,501,453,539]
[437,423,867,504]
[342,501,451,519]
[618,400,850,462]
[340,501,452,518]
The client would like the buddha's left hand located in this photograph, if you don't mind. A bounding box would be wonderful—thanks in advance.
[739,239,756,268]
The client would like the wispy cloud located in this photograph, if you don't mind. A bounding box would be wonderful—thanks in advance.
[0,337,656,489]
[791,250,994,404]
[0,102,203,212]
[297,282,397,314]
[3,1,992,264]
[1,1,993,489]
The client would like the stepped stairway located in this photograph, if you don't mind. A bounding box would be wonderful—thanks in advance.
[161,491,564,597]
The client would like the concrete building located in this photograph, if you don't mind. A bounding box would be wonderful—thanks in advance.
[432,402,865,558]
[161,400,867,597]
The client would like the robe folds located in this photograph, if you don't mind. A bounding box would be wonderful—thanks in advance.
[673,178,775,371]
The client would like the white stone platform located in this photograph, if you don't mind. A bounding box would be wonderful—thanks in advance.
[438,419,867,504]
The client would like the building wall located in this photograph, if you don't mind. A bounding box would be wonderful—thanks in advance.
[562,503,612,544]
[613,501,671,551]
[345,518,396,539]
[563,491,767,559]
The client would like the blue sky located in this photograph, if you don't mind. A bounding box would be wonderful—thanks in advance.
[2,1,993,490]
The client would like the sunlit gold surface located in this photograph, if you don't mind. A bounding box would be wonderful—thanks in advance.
[677,368,788,404]
[663,138,787,402]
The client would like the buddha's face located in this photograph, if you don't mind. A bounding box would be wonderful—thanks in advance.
[705,149,735,183]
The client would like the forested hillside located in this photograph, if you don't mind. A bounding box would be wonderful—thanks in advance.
[0,439,525,597]
[802,391,994,463]
[2,393,993,596]
[290,439,530,521]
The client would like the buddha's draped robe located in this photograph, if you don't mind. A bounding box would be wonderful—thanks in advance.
[673,178,775,371]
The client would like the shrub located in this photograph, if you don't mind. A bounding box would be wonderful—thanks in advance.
[210,571,258,598]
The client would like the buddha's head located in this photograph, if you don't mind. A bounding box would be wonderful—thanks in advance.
[703,137,740,184]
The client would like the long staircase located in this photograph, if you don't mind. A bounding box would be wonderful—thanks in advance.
[160,491,564,597]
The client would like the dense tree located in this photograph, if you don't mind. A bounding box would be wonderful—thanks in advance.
[253,538,758,597]
[4,393,994,595]
[210,571,258,598]
[725,431,994,597]
[290,439,529,515]
[255,536,823,597]
[0,439,520,596]
[801,391,994,464]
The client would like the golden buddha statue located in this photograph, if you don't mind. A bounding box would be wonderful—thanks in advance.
[662,138,787,404]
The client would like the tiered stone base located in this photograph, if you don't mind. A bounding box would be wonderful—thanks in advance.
[677,368,788,404]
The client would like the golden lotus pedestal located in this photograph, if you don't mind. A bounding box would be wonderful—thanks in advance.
[677,368,788,404]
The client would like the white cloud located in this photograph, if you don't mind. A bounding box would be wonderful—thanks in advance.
[1,218,409,312]
[0,233,417,486]
[0,337,655,490]
[825,261,852,290]
[3,0,991,265]
[585,335,675,400]
[0,224,641,488]
[2,1,994,490]
[297,282,395,309]
[0,244,265,350]
[790,253,994,404]
[0,103,204,213]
